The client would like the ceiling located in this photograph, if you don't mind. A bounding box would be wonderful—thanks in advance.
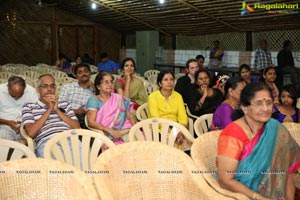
[44,0,300,35]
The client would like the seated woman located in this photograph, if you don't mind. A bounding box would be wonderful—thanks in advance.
[86,71,136,144]
[212,77,246,129]
[185,69,223,116]
[239,64,258,84]
[148,70,189,150]
[114,58,147,110]
[217,82,300,200]
[273,84,299,123]
[261,66,280,104]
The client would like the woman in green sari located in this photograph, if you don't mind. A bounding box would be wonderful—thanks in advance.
[115,58,148,110]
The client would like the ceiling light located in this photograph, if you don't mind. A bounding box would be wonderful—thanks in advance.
[159,0,165,4]
[91,2,97,9]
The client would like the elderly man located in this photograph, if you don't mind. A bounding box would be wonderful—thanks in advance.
[22,74,80,157]
[0,76,38,141]
[59,63,94,128]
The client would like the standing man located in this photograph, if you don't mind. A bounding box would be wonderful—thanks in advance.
[59,63,94,128]
[254,39,273,71]
[277,40,300,84]
[22,74,80,157]
[97,52,118,74]
[175,59,199,103]
[0,76,38,141]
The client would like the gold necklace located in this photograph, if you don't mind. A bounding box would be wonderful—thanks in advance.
[244,117,255,139]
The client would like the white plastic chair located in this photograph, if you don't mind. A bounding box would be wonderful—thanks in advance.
[194,113,213,136]
[44,129,115,171]
[129,118,195,147]
[0,139,36,161]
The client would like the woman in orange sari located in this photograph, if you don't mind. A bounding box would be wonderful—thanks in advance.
[217,82,300,200]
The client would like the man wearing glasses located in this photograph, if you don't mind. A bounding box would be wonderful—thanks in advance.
[22,74,80,157]
[0,76,38,141]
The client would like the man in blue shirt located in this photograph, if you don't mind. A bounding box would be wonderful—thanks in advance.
[97,52,118,74]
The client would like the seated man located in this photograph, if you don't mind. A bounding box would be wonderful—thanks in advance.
[22,74,80,157]
[59,63,94,128]
[97,52,118,74]
[0,76,38,141]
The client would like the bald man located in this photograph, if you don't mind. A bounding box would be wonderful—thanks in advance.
[0,76,38,140]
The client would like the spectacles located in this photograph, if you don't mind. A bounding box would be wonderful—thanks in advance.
[249,100,274,110]
[39,84,56,89]
[101,80,113,85]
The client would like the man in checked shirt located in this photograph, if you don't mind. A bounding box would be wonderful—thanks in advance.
[59,63,94,128]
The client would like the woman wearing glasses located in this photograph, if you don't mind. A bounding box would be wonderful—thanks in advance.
[217,82,299,200]
[86,71,136,145]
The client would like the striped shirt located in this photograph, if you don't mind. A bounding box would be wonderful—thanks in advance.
[22,100,78,149]
[59,82,94,110]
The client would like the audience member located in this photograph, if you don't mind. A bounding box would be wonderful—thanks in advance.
[217,82,299,199]
[185,70,223,116]
[208,40,224,68]
[0,76,38,141]
[261,66,280,104]
[212,77,246,129]
[175,59,199,103]
[114,58,147,110]
[254,40,273,71]
[148,70,189,150]
[59,63,94,128]
[272,84,299,123]
[82,53,94,65]
[86,71,136,145]
[22,74,80,157]
[277,40,300,84]
[97,52,118,74]
[56,53,72,77]
[195,55,206,70]
[239,64,257,84]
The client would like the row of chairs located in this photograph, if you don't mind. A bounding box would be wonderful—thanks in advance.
[136,102,213,137]
[2,122,299,199]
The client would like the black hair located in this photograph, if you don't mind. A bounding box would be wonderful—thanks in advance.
[239,64,251,75]
[8,76,26,88]
[94,71,113,95]
[224,76,245,98]
[121,57,136,70]
[157,70,174,88]
[194,69,210,86]
[279,84,298,107]
[195,55,205,61]
[231,82,272,120]
[283,40,291,49]
[185,58,198,69]
[260,66,276,82]
[100,52,108,59]
[74,63,91,75]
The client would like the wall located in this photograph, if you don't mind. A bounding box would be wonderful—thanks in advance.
[0,0,121,65]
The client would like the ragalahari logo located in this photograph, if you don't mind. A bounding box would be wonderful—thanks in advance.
[240,1,254,15]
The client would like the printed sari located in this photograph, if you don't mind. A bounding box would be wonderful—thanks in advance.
[94,93,134,144]
[218,118,300,199]
[114,77,147,110]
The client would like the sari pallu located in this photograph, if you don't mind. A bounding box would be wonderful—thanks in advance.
[218,119,300,199]
[114,77,147,110]
[95,93,133,144]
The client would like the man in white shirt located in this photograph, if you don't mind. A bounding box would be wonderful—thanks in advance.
[59,63,94,128]
[0,76,38,140]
